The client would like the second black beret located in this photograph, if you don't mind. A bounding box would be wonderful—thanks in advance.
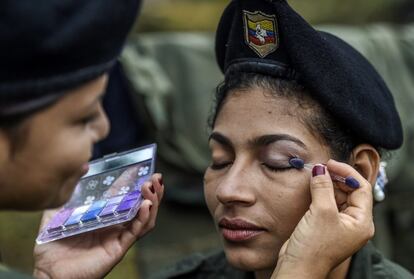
[0,0,142,116]
[215,0,403,150]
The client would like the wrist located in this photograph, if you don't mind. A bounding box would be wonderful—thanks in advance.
[273,255,330,279]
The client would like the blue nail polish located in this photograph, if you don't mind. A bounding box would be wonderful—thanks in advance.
[289,158,305,169]
[345,176,360,189]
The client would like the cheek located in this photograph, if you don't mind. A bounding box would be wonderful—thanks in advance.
[14,132,91,208]
[203,170,219,216]
[262,174,311,237]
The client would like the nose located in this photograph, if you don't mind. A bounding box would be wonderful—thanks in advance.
[216,162,256,206]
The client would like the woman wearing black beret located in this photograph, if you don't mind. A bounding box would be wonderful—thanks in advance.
[155,0,414,278]
[0,1,165,278]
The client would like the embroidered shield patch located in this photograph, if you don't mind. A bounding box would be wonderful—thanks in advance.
[243,10,278,58]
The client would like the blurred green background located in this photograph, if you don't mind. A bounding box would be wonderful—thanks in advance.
[137,0,413,32]
[0,0,412,278]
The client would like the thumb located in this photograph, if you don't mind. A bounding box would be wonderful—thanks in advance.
[309,164,337,212]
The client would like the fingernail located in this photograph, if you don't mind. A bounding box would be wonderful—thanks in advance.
[158,176,163,187]
[150,185,155,193]
[312,164,325,177]
[345,176,360,189]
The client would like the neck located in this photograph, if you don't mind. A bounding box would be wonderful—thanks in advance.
[254,257,351,279]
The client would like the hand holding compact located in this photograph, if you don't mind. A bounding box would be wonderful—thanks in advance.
[273,160,374,278]
[33,173,164,279]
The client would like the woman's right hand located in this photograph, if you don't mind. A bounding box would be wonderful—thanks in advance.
[272,159,375,278]
[33,173,164,279]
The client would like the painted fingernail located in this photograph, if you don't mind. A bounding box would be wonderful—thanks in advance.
[312,165,325,177]
[150,185,155,193]
[345,176,360,189]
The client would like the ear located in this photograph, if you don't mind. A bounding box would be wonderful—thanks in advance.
[350,144,380,185]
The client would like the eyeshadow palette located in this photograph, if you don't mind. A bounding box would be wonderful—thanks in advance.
[36,144,156,244]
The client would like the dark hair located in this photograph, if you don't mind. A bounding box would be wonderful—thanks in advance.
[0,112,33,156]
[208,72,383,162]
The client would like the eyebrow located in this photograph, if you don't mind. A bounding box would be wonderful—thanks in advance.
[209,132,233,147]
[209,132,307,150]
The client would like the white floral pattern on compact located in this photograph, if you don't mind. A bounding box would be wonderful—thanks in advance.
[102,191,111,199]
[103,176,115,186]
[118,186,130,195]
[84,195,95,205]
[86,180,99,190]
[138,166,149,177]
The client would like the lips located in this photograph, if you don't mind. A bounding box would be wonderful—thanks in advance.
[218,218,265,242]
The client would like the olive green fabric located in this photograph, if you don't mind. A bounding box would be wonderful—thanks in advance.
[121,32,224,205]
[150,250,253,279]
[0,264,32,279]
[151,243,413,279]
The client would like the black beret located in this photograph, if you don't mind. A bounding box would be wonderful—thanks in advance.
[215,0,403,150]
[0,0,142,117]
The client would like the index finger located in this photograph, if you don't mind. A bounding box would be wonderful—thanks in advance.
[309,164,337,212]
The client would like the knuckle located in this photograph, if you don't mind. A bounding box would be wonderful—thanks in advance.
[311,177,332,189]
[310,203,336,218]
[148,220,156,229]
[366,221,375,239]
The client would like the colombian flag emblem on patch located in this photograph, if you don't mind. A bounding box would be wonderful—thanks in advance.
[243,10,278,58]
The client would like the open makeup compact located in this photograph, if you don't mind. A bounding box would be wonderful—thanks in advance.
[36,144,156,244]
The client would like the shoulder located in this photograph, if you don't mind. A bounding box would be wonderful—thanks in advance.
[150,250,252,279]
[348,242,414,279]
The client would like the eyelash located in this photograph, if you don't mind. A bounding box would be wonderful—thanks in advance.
[262,163,294,172]
[210,162,232,170]
[80,112,100,125]
[209,162,294,172]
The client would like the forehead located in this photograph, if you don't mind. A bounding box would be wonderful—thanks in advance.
[213,88,320,147]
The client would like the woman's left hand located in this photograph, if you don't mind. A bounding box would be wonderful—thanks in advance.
[33,173,164,279]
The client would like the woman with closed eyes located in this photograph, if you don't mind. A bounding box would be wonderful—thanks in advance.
[155,0,414,278]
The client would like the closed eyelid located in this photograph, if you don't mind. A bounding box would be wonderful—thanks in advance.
[251,134,307,150]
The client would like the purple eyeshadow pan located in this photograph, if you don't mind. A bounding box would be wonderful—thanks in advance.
[124,190,141,201]
[98,204,118,217]
[116,197,140,213]
[47,208,75,232]
[98,195,125,217]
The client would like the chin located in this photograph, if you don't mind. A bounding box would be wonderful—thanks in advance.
[42,178,79,209]
[224,244,277,272]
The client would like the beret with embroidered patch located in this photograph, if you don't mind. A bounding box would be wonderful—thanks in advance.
[0,0,142,117]
[215,0,403,150]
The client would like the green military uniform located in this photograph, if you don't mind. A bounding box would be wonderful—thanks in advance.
[152,243,413,279]
[0,264,32,279]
